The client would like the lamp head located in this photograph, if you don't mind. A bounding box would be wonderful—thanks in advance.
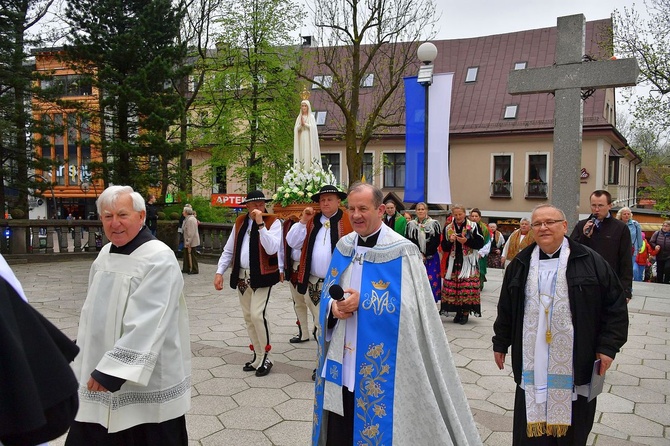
[417,42,438,64]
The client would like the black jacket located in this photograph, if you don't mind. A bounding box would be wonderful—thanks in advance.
[650,230,670,261]
[570,216,633,300]
[492,237,628,386]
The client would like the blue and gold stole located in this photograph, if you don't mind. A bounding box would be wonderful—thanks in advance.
[313,247,402,445]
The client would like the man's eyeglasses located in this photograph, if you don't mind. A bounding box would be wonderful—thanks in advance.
[530,220,564,229]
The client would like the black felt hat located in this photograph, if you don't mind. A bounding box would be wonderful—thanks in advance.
[311,184,347,202]
[241,190,272,204]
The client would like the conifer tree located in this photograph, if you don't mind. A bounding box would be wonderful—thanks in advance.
[62,0,190,192]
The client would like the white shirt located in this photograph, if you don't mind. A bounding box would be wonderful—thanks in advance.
[286,213,335,279]
[217,217,282,275]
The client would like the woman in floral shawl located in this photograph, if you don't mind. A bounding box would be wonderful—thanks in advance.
[405,202,442,306]
[441,204,485,324]
[469,208,490,290]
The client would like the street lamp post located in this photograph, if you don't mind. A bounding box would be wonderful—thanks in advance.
[80,180,99,218]
[28,173,58,219]
[416,42,438,204]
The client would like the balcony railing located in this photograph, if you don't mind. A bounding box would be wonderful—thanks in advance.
[0,219,233,260]
[525,181,548,198]
[490,181,512,198]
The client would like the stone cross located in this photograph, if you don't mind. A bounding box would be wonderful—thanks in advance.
[508,14,639,227]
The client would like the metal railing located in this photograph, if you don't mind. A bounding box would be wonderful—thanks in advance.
[490,181,512,198]
[525,181,548,198]
[0,219,233,260]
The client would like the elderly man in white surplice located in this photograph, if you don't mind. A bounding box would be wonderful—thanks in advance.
[293,99,321,167]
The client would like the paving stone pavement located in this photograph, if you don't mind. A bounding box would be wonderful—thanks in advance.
[10,258,669,445]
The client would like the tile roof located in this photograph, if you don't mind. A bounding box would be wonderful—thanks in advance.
[307,18,613,138]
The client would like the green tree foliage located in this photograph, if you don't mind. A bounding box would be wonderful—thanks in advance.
[613,0,670,212]
[613,0,670,138]
[163,193,235,223]
[300,0,438,182]
[0,0,54,216]
[192,0,304,192]
[170,0,226,197]
[61,0,190,193]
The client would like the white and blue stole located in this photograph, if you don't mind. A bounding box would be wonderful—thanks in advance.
[313,244,403,445]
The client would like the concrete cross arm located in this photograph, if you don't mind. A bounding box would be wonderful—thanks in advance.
[508,58,639,95]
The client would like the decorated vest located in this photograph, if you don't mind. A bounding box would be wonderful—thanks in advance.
[296,209,353,295]
[506,228,535,261]
[230,213,280,289]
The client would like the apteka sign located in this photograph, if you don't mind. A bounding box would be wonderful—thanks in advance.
[211,194,245,208]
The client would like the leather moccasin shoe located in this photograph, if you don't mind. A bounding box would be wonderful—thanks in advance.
[289,335,309,343]
[242,362,256,372]
[255,360,273,377]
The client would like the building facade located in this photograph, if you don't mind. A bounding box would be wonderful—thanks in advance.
[304,18,641,225]
[30,48,103,219]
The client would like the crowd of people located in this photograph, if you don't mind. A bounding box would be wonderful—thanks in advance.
[0,96,654,445]
[7,179,668,446]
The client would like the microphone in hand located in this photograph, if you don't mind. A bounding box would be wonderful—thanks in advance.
[585,214,598,237]
[329,284,345,301]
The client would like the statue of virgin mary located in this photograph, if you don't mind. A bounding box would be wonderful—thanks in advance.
[293,99,321,168]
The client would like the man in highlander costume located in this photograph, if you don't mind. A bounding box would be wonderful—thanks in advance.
[312,183,481,445]
[286,184,352,381]
[215,190,281,377]
[493,204,628,445]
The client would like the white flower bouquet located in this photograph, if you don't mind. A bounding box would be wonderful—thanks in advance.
[272,160,341,207]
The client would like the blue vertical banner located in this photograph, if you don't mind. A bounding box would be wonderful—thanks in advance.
[404,76,425,203]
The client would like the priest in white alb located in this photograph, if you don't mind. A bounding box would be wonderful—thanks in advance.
[66,186,191,445]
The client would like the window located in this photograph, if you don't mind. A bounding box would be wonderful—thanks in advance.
[361,74,374,87]
[67,115,78,186]
[514,62,527,70]
[491,154,511,197]
[384,153,405,188]
[528,155,547,183]
[81,118,91,181]
[322,153,340,184]
[41,75,92,96]
[608,156,620,185]
[362,153,373,183]
[465,67,478,83]
[213,165,227,193]
[313,111,327,125]
[504,105,518,119]
[39,114,52,164]
[527,154,548,198]
[312,75,332,89]
[54,114,65,186]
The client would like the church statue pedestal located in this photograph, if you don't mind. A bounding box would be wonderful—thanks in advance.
[271,203,319,220]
